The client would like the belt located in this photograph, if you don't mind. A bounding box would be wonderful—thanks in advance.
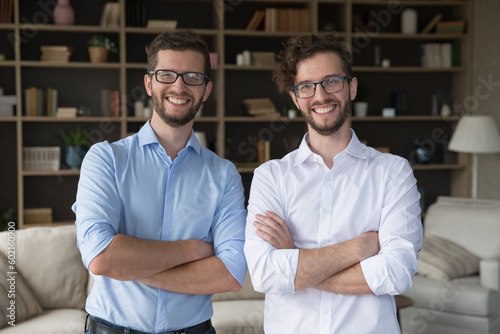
[87,316,212,334]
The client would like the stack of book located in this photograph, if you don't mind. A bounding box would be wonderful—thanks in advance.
[24,87,58,116]
[242,98,279,118]
[435,21,465,34]
[421,43,460,68]
[40,46,72,62]
[257,140,271,164]
[0,0,13,23]
[245,8,310,32]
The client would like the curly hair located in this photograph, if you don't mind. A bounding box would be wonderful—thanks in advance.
[273,32,353,94]
[146,30,211,79]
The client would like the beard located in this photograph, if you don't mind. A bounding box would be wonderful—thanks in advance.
[151,89,203,128]
[301,96,352,137]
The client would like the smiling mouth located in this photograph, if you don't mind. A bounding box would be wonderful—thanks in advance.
[312,104,337,114]
[167,96,190,105]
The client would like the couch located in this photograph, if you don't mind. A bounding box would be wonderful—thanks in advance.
[400,196,500,334]
[0,225,264,334]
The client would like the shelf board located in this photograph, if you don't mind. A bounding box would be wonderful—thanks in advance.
[19,24,121,33]
[0,117,17,122]
[411,164,466,171]
[0,60,16,67]
[353,66,465,73]
[20,61,121,69]
[225,116,305,122]
[351,0,467,5]
[21,116,122,122]
[125,27,218,36]
[352,115,459,122]
[351,32,467,40]
[23,169,80,176]
[224,29,331,38]
[0,23,15,30]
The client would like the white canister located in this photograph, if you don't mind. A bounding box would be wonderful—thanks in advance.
[401,9,417,34]
[134,100,144,117]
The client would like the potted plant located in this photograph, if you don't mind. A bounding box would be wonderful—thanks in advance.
[353,84,369,117]
[86,34,117,63]
[61,126,88,169]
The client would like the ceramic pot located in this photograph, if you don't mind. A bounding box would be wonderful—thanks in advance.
[53,0,75,25]
[65,146,85,169]
[88,47,108,63]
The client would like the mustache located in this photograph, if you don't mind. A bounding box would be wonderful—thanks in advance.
[311,98,340,107]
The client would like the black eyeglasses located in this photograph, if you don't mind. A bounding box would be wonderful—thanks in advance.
[149,70,209,86]
[291,76,352,99]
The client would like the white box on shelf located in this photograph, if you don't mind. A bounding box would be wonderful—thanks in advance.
[23,146,61,171]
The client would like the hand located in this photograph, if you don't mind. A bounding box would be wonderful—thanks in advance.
[253,211,295,249]
[355,232,380,261]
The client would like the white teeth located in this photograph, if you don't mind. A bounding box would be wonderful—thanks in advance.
[314,105,335,114]
[168,97,188,104]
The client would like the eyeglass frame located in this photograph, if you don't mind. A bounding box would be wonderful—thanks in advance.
[291,75,353,99]
[148,69,210,86]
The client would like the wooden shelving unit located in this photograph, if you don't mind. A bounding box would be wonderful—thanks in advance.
[0,0,472,227]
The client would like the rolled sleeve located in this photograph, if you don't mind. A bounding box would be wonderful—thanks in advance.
[361,158,423,295]
[212,163,248,286]
[72,142,121,269]
[245,163,299,295]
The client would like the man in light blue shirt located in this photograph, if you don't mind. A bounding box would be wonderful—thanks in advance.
[73,30,247,334]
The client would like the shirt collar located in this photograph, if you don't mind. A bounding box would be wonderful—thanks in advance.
[294,129,367,166]
[137,121,202,154]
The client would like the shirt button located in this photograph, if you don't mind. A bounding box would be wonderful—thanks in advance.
[323,308,330,314]
[322,208,330,214]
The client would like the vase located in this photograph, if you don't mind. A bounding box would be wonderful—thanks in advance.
[354,102,368,117]
[401,8,417,34]
[53,0,75,25]
[88,47,109,63]
[65,146,85,169]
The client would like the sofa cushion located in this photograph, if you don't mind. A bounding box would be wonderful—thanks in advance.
[0,225,88,310]
[404,275,500,317]
[0,251,43,329]
[418,235,480,281]
[212,300,265,334]
[0,309,86,334]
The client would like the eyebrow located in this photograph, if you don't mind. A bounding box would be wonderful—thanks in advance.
[295,74,344,86]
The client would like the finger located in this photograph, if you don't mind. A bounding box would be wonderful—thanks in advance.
[255,229,280,247]
[255,214,285,233]
[253,221,283,242]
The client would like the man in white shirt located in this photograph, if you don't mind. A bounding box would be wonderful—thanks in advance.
[244,32,423,333]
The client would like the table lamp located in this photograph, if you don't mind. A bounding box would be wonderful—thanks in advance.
[448,115,500,198]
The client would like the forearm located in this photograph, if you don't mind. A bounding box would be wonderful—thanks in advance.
[139,256,241,294]
[314,263,373,295]
[88,234,213,280]
[295,238,368,291]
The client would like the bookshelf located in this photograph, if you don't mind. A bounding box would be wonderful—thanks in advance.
[0,0,472,228]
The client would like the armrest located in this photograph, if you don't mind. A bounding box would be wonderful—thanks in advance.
[480,258,500,291]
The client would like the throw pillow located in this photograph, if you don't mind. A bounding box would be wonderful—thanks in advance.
[0,251,43,328]
[417,235,480,281]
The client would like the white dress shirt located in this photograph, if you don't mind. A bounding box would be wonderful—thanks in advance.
[244,130,423,334]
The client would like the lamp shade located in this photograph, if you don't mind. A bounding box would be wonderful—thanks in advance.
[448,115,500,153]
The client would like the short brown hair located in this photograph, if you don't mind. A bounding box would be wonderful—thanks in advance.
[146,30,211,79]
[273,33,352,93]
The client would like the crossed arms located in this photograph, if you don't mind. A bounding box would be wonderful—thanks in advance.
[89,235,241,294]
[252,211,379,294]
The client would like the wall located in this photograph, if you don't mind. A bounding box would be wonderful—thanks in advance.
[473,0,500,200]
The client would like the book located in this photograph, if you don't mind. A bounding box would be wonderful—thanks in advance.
[435,21,465,34]
[421,13,442,34]
[100,2,120,27]
[245,10,265,31]
[57,107,77,118]
[146,20,177,29]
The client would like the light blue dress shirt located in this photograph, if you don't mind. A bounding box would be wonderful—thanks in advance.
[72,121,247,333]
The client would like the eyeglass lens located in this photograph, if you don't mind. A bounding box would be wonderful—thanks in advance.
[295,77,346,98]
[155,70,205,86]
